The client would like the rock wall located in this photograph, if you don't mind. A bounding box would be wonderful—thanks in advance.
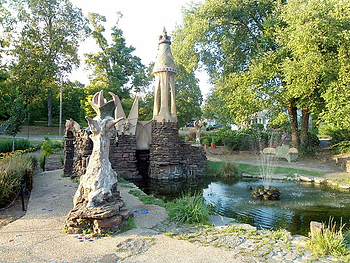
[149,121,206,180]
[109,135,140,180]
[71,129,93,179]
[64,121,206,180]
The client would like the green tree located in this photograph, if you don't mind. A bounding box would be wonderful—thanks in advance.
[83,12,148,115]
[5,96,26,151]
[174,65,203,127]
[9,0,87,126]
[173,0,276,127]
[175,0,350,149]
[61,80,85,122]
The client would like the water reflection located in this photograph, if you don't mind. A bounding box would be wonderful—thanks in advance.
[133,177,350,235]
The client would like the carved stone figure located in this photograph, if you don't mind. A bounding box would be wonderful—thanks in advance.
[65,91,132,234]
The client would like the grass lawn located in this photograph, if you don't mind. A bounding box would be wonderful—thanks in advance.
[207,160,324,178]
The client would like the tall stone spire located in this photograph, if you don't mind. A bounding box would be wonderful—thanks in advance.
[152,28,177,123]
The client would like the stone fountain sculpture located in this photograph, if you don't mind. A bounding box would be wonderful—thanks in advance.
[65,91,133,234]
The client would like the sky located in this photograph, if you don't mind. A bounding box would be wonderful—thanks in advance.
[69,0,211,97]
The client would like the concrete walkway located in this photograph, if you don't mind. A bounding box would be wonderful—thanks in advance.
[0,168,342,263]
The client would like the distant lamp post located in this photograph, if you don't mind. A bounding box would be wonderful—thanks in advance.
[59,77,63,137]
[27,112,30,139]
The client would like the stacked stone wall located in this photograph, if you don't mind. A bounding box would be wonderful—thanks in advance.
[71,129,93,178]
[109,135,140,180]
[64,121,206,180]
[149,121,206,179]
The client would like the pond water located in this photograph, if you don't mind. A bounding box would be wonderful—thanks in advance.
[136,177,350,236]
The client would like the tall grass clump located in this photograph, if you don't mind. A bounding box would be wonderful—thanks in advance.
[221,162,241,178]
[306,218,349,258]
[166,192,211,225]
[0,154,37,208]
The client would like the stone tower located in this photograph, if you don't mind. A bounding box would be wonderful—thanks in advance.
[152,28,177,123]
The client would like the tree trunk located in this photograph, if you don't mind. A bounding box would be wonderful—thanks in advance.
[300,105,309,147]
[287,99,299,148]
[47,90,53,126]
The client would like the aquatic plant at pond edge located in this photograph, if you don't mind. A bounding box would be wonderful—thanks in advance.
[166,192,211,225]
[306,218,349,258]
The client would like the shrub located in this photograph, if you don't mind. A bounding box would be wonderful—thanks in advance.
[199,136,211,144]
[0,139,33,153]
[222,129,263,151]
[220,162,241,178]
[332,141,350,154]
[211,126,234,146]
[306,219,349,258]
[40,136,62,171]
[0,154,37,208]
[329,128,350,146]
[166,192,211,225]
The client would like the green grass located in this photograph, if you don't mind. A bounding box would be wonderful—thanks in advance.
[206,160,323,178]
[166,192,211,225]
[128,189,166,207]
[306,218,349,258]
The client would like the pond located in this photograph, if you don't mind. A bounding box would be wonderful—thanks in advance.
[135,177,350,236]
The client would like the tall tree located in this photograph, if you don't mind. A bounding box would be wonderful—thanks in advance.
[174,0,350,148]
[84,12,148,112]
[9,0,87,126]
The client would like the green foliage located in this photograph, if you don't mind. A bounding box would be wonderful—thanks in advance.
[221,162,241,178]
[332,141,350,155]
[166,192,211,225]
[202,138,210,145]
[128,189,166,207]
[84,12,148,109]
[40,136,62,171]
[5,96,26,142]
[0,139,32,153]
[222,129,264,151]
[306,219,349,258]
[61,81,85,123]
[211,126,235,146]
[328,128,350,146]
[0,154,37,208]
[174,0,350,145]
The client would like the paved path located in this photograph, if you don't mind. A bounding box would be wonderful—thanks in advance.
[0,167,342,263]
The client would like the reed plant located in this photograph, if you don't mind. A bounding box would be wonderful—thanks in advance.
[166,192,211,225]
[0,154,37,208]
[221,162,241,178]
[306,218,349,258]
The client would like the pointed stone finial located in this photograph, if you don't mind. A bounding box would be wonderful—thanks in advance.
[152,29,177,123]
[153,28,176,74]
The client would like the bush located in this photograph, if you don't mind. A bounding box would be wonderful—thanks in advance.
[200,136,211,145]
[0,139,33,153]
[166,192,211,225]
[306,219,349,258]
[186,128,205,142]
[332,141,350,154]
[222,129,265,151]
[329,128,350,146]
[40,136,62,171]
[0,154,37,208]
[220,162,241,178]
[211,126,234,146]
